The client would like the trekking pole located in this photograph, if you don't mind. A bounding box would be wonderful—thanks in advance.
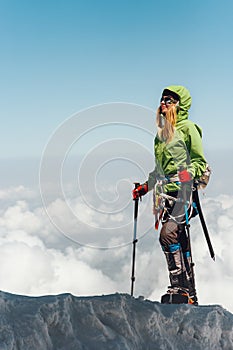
[184,206,197,298]
[193,186,215,261]
[181,178,197,299]
[130,182,140,297]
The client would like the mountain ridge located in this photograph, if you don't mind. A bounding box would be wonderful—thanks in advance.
[0,291,232,349]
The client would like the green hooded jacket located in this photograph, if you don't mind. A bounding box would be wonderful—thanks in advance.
[148,85,207,192]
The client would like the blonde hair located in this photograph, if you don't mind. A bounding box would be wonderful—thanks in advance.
[156,105,178,143]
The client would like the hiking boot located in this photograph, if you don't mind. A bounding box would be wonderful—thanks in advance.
[161,286,190,304]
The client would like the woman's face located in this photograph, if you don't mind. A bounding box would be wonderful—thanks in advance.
[160,96,177,114]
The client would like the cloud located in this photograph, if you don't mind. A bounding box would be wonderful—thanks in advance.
[0,186,233,314]
[0,200,42,233]
[0,235,116,296]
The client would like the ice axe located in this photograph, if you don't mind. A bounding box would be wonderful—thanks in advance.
[193,185,215,260]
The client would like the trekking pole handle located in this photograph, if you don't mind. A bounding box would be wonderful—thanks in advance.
[133,182,142,202]
[133,183,140,239]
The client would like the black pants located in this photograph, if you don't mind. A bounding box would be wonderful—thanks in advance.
[159,189,196,295]
[159,188,194,250]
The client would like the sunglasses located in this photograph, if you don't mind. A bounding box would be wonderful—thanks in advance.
[160,96,178,105]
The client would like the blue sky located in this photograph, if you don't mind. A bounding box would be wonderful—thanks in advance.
[1,1,233,311]
[1,0,233,159]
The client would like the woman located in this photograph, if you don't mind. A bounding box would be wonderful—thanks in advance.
[133,85,207,304]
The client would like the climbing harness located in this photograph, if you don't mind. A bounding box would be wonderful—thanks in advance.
[153,174,215,260]
[153,175,196,227]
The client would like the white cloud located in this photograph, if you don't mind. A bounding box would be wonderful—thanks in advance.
[0,231,116,296]
[0,200,42,233]
[0,185,35,201]
[0,186,233,314]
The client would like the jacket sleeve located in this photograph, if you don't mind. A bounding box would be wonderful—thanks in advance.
[186,123,207,179]
[147,136,160,191]
[147,168,157,191]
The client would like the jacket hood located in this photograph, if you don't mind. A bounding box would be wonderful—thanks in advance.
[163,85,192,121]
